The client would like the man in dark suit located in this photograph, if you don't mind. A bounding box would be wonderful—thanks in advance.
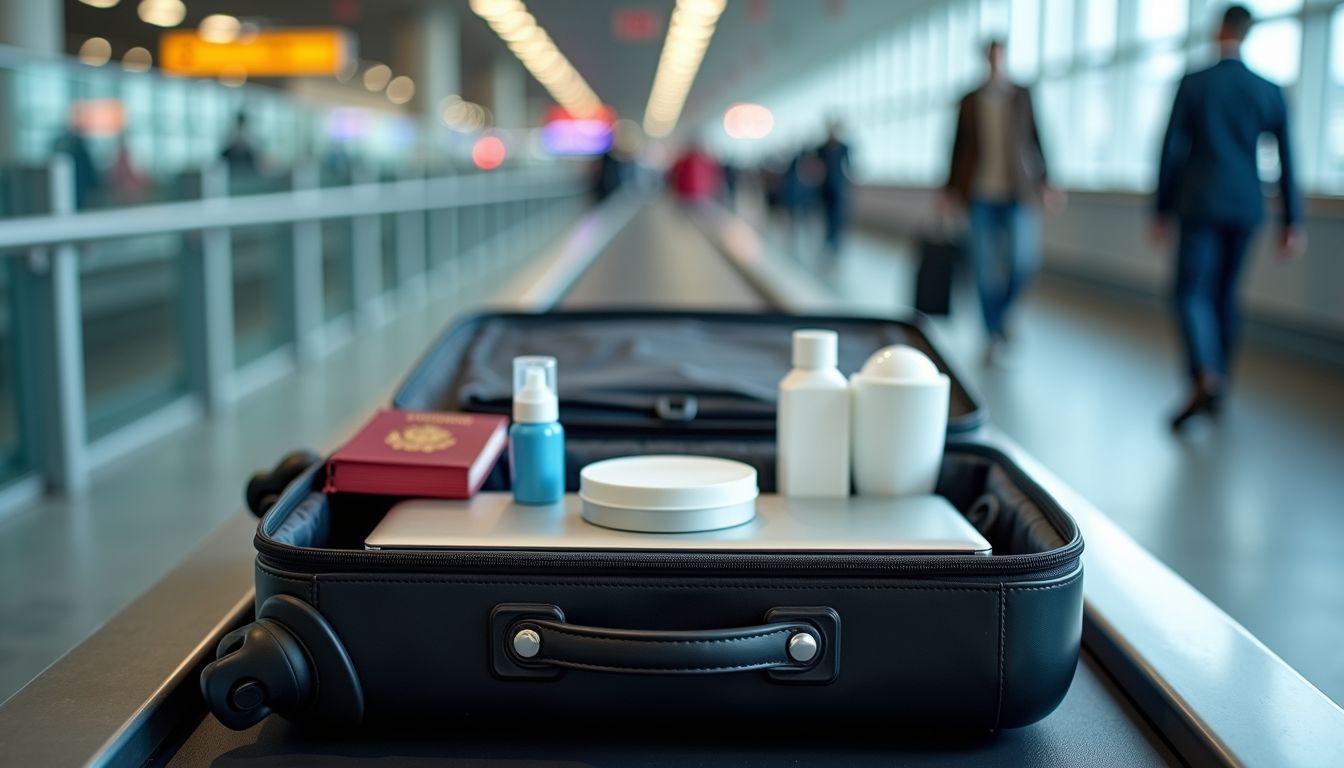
[944,39,1060,364]
[1154,4,1305,431]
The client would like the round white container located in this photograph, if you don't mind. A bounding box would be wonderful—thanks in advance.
[850,346,950,497]
[579,455,759,533]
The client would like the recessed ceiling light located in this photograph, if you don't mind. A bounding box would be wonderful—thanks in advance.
[121,46,153,72]
[78,37,112,67]
[362,63,392,92]
[138,0,186,28]
[198,14,241,44]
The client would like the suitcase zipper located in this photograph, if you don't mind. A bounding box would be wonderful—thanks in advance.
[255,444,1083,581]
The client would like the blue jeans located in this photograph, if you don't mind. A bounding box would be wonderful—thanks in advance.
[967,199,1040,337]
[1174,223,1253,382]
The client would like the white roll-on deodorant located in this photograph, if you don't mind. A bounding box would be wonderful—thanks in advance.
[777,329,851,498]
[850,345,950,497]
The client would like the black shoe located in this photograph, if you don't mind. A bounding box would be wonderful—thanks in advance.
[1169,391,1219,432]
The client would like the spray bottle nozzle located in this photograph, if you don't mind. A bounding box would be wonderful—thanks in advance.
[513,356,558,424]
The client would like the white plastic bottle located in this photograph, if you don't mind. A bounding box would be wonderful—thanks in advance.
[777,329,850,498]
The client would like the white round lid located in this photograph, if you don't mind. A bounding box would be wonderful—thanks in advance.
[579,455,759,512]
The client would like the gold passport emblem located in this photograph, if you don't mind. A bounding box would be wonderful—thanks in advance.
[385,424,456,453]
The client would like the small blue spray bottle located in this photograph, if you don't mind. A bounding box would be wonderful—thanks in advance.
[509,356,565,505]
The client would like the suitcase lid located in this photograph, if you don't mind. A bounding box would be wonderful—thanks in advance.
[392,310,985,436]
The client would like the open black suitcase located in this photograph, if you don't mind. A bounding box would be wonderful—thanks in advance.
[203,311,1084,733]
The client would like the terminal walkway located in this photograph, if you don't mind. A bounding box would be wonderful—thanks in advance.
[1,195,1342,717]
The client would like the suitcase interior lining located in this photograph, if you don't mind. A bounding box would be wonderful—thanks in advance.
[393,314,982,431]
[271,452,1066,558]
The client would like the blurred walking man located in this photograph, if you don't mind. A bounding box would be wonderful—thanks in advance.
[1154,5,1304,431]
[816,121,852,259]
[944,39,1058,363]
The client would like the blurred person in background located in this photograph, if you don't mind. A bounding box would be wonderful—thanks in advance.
[943,38,1059,363]
[816,120,852,260]
[782,146,822,243]
[669,143,722,205]
[52,119,101,210]
[1153,4,1304,432]
[592,147,628,201]
[108,137,150,204]
[220,111,259,176]
[721,161,738,209]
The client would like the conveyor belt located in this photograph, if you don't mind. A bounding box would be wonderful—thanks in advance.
[2,196,1291,767]
[561,200,768,310]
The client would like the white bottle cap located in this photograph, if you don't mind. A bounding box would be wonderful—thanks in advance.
[513,356,558,423]
[791,329,838,369]
[857,345,940,383]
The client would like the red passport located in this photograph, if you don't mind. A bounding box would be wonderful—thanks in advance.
[326,409,509,498]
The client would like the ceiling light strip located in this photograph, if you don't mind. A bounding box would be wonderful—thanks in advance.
[642,0,726,138]
[469,0,602,118]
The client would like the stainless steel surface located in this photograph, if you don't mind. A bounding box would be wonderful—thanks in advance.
[989,428,1344,768]
[512,629,542,660]
[787,632,819,663]
[364,494,992,555]
[0,511,258,768]
[158,653,1179,767]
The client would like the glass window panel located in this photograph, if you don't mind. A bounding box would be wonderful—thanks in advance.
[950,1,979,89]
[322,220,355,321]
[1138,0,1188,43]
[981,0,1011,36]
[1243,18,1301,85]
[232,224,292,367]
[1128,49,1187,190]
[1083,0,1118,57]
[80,237,190,440]
[0,259,30,484]
[910,24,929,100]
[1042,0,1075,66]
[928,10,949,96]
[893,28,912,102]
[1038,77,1076,182]
[1009,0,1040,80]
[1076,68,1117,187]
[1244,0,1303,17]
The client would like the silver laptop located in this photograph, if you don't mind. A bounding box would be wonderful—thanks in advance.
[365,494,992,555]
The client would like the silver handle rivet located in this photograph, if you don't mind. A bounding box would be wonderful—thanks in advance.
[787,632,818,663]
[512,628,541,659]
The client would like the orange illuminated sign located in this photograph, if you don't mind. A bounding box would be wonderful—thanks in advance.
[159,29,352,78]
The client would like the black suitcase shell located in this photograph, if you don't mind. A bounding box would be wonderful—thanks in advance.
[203,311,1082,734]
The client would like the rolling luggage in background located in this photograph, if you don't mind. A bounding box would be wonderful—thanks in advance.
[914,233,960,316]
[203,311,1083,735]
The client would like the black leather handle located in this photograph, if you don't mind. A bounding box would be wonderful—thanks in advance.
[492,604,840,683]
[518,618,811,674]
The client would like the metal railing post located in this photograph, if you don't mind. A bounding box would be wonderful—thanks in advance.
[350,163,383,329]
[24,155,89,493]
[289,163,324,364]
[184,161,236,413]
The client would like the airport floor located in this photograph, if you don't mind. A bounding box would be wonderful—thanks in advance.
[1,199,1342,713]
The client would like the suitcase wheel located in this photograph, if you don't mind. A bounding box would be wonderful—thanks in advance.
[201,594,363,730]
[245,450,320,518]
